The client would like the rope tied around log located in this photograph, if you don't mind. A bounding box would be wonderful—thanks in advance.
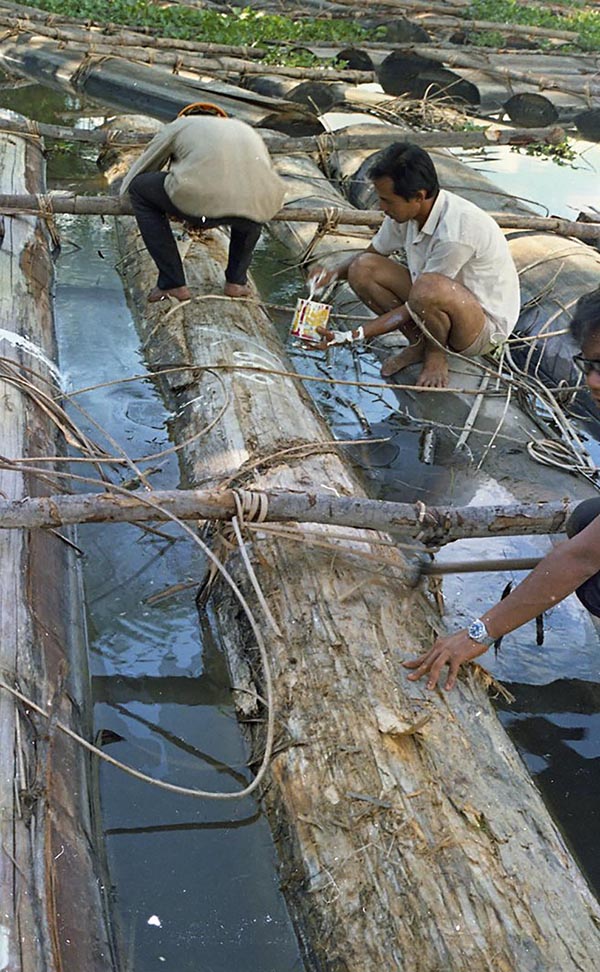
[300,206,342,267]
[198,488,270,604]
[70,52,113,88]
[35,192,60,251]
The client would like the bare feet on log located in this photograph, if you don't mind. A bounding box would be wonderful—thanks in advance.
[148,285,191,303]
[224,282,252,298]
[416,350,449,388]
[380,340,424,378]
[381,342,449,388]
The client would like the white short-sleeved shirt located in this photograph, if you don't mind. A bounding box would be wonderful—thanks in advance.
[371,188,520,341]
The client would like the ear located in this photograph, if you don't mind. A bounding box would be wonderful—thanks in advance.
[414,189,428,203]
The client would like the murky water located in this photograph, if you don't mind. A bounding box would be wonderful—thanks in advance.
[1,77,599,969]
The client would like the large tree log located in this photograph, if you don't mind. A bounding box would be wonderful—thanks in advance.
[0,35,321,134]
[0,111,116,972]
[96,118,600,971]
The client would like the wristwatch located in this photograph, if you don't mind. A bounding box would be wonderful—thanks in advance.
[467,618,496,648]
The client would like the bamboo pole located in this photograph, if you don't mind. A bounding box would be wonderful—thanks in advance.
[0,486,573,542]
[2,192,600,240]
[0,114,566,153]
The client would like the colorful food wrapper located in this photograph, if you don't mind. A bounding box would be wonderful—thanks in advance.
[290,298,332,343]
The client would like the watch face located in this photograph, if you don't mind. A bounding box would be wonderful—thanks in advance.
[469,620,486,642]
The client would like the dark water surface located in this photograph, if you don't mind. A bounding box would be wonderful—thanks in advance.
[2,79,599,968]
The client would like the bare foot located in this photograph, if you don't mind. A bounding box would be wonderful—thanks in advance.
[416,351,449,388]
[381,341,424,378]
[148,285,191,303]
[224,282,251,298]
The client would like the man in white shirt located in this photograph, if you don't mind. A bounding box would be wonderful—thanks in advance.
[310,142,520,388]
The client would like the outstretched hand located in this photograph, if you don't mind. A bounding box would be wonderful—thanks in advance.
[403,630,488,692]
[301,326,351,351]
[307,266,338,297]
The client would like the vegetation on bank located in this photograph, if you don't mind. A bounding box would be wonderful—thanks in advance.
[17,1,385,65]
[467,0,600,50]
[20,0,600,54]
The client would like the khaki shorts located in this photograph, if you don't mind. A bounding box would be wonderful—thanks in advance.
[406,302,505,358]
[458,317,503,358]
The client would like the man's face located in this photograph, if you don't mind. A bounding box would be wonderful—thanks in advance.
[372,176,425,223]
[582,330,600,409]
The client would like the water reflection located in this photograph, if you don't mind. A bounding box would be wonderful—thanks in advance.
[53,215,302,971]
[497,681,600,895]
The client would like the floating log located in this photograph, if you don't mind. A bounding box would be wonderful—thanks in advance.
[2,191,600,241]
[0,487,576,542]
[0,111,116,972]
[95,114,600,971]
[0,35,321,135]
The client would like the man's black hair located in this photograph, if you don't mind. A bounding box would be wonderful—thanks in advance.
[369,142,439,200]
[570,288,600,346]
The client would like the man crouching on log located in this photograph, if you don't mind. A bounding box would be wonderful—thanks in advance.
[309,142,520,388]
[405,289,600,690]
[120,103,286,303]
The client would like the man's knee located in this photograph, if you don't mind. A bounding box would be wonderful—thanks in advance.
[565,497,600,538]
[408,273,452,311]
[347,251,387,290]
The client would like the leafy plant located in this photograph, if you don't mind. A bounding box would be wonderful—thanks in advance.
[24,1,385,66]
[511,137,578,165]
[467,0,600,50]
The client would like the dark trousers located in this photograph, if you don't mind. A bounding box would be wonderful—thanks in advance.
[128,171,262,290]
[565,497,600,617]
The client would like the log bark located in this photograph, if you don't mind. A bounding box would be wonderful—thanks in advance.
[0,487,575,542]
[0,111,116,972]
[95,116,600,972]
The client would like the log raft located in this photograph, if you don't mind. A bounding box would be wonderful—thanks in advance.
[0,113,116,972]
[96,119,600,970]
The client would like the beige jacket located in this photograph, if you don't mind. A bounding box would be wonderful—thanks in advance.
[120,116,286,223]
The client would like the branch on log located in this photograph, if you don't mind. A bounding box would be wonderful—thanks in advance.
[2,192,599,240]
[0,487,573,543]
